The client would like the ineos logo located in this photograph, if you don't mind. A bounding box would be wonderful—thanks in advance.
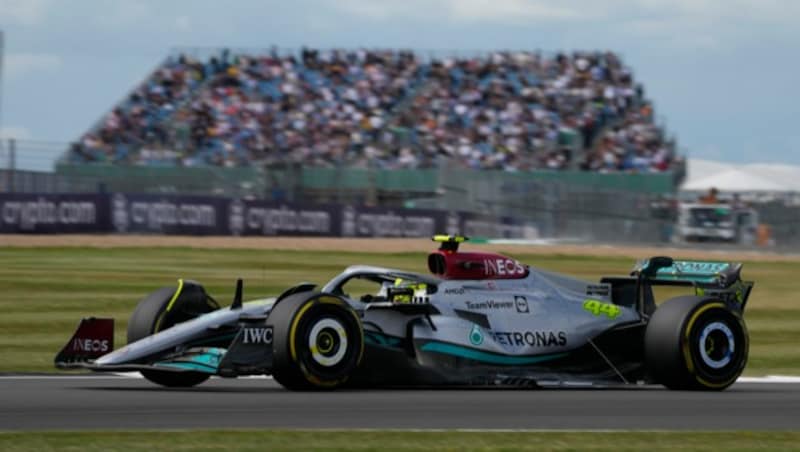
[242,327,273,345]
[72,338,110,353]
[484,258,526,276]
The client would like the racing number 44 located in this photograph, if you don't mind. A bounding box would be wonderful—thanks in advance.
[583,299,621,319]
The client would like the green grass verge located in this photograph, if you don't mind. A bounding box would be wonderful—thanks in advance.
[1,247,798,374]
[1,430,800,451]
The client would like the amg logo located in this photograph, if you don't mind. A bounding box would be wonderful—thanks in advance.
[242,327,273,345]
[71,338,110,353]
[444,287,466,295]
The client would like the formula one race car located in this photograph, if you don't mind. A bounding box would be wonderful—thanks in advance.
[56,236,753,391]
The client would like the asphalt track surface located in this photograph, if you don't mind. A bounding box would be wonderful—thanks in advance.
[2,376,800,431]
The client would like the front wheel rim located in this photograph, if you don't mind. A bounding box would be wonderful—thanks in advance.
[307,317,348,367]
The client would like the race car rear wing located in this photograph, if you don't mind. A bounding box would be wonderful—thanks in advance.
[632,257,743,288]
[630,256,753,313]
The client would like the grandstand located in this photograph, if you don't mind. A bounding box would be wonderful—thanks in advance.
[66,47,681,174]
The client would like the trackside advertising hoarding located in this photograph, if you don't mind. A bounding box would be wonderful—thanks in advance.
[228,201,457,237]
[338,205,442,237]
[228,200,340,236]
[0,193,109,233]
[110,194,228,235]
[0,193,536,238]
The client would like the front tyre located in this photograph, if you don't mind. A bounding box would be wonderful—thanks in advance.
[645,296,748,390]
[127,281,217,388]
[269,292,363,390]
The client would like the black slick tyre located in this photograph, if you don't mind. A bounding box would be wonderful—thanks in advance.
[269,292,364,391]
[127,281,217,388]
[645,296,748,391]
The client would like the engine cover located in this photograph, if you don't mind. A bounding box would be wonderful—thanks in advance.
[427,250,528,280]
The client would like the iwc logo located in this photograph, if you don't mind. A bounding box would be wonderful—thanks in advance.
[228,199,245,236]
[469,325,484,346]
[111,194,129,233]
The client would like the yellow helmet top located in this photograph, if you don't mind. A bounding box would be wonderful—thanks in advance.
[431,235,469,252]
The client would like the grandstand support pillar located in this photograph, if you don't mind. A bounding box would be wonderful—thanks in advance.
[7,138,15,193]
[288,162,300,203]
[336,166,344,205]
[0,30,4,151]
[366,168,377,207]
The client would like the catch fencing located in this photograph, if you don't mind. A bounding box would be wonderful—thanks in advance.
[5,138,797,248]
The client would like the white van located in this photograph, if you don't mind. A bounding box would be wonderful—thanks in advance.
[674,203,758,245]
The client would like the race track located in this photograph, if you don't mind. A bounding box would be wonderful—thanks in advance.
[2,376,799,431]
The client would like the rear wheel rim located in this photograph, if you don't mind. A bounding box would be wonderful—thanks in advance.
[698,321,735,369]
[687,307,748,387]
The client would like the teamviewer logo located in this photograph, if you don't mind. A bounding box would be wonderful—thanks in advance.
[514,295,529,313]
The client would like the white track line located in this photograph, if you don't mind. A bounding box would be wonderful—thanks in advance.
[737,375,800,383]
[0,373,273,380]
[1,375,799,383]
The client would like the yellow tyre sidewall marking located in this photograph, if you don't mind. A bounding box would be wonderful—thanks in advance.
[288,301,316,362]
[682,302,746,389]
[154,278,184,333]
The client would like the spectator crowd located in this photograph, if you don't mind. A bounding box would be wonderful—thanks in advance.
[69,47,681,173]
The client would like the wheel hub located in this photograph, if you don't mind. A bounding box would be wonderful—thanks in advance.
[698,321,735,369]
[308,318,348,367]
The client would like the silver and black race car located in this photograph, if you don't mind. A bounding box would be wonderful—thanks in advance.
[56,236,753,390]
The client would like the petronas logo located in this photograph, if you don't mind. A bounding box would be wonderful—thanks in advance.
[469,325,484,346]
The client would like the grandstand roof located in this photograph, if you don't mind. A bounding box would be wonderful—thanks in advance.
[682,159,800,192]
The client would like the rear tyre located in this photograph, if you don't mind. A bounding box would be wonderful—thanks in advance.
[127,281,218,388]
[645,296,748,390]
[270,292,363,390]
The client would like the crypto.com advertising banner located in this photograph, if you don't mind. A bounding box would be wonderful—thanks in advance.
[0,193,109,233]
[0,193,536,238]
[337,205,448,238]
[226,201,453,237]
[227,199,340,236]
[109,193,229,235]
